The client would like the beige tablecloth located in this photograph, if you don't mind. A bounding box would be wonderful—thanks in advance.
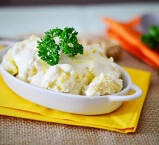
[0,51,159,145]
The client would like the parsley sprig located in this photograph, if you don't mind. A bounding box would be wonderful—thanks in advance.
[141,25,159,49]
[37,27,83,66]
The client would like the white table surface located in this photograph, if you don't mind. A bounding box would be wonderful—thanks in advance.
[0,3,159,38]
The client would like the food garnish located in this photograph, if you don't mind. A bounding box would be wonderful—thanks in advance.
[37,27,84,66]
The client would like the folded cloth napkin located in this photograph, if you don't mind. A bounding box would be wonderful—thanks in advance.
[103,17,159,69]
[0,67,151,133]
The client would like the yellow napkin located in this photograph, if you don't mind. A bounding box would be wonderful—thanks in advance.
[0,45,3,50]
[0,67,151,133]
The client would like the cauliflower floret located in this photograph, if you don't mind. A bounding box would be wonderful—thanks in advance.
[42,64,76,93]
[85,74,123,96]
[2,49,18,75]
[71,69,95,95]
[41,65,95,94]
[2,35,40,82]
[27,58,50,87]
[11,35,40,82]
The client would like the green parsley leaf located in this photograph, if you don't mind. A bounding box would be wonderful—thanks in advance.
[37,27,83,66]
[60,27,83,57]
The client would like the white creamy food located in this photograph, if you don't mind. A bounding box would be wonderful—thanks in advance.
[2,35,123,96]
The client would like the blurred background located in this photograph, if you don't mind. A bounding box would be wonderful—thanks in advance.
[0,0,159,38]
[0,0,158,6]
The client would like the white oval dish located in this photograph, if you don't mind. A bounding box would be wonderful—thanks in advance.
[0,47,142,115]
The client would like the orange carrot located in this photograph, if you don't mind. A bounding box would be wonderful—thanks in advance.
[125,17,141,27]
[107,28,158,69]
[103,17,159,69]
[118,17,141,27]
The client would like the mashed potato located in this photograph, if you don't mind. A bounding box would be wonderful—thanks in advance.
[2,35,123,96]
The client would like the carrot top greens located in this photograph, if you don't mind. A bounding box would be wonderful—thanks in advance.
[141,25,159,50]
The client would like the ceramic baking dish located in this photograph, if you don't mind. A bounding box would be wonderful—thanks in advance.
[0,47,142,115]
